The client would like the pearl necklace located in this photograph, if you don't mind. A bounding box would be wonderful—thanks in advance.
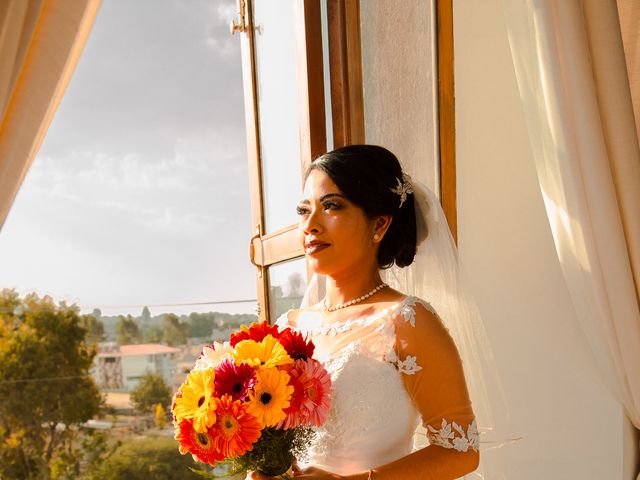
[322,283,388,312]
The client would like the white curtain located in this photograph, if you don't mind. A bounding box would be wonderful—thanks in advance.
[503,0,640,452]
[0,0,101,230]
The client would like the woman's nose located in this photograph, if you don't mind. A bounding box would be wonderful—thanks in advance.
[301,210,322,234]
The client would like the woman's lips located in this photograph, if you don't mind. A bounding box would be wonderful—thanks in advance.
[305,243,330,255]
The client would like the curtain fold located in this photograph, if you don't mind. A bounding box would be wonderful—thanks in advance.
[0,0,101,230]
[503,0,640,439]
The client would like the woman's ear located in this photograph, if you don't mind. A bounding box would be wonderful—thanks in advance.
[372,215,393,243]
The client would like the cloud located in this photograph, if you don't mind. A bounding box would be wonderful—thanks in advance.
[41,0,244,160]
[0,0,257,314]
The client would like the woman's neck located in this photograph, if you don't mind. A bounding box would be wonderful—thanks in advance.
[324,264,383,307]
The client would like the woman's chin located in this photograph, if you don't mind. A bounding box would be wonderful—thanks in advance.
[306,257,332,276]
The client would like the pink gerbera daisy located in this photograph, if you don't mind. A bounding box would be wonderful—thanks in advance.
[279,358,332,429]
[214,358,256,401]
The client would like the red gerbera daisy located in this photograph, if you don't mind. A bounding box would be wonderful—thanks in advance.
[230,321,281,347]
[278,327,315,360]
[214,358,256,401]
[279,358,332,429]
[211,394,262,458]
[174,419,223,465]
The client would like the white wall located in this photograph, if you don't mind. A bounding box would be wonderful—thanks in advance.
[356,0,634,476]
[360,0,439,192]
[121,353,176,391]
[453,0,628,478]
[122,355,153,391]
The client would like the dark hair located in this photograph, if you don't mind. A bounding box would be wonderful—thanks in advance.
[305,144,420,269]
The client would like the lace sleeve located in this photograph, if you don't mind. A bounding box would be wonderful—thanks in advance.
[393,298,479,454]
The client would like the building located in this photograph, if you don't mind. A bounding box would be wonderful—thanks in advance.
[94,343,179,392]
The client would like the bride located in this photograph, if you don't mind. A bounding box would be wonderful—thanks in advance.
[251,145,480,480]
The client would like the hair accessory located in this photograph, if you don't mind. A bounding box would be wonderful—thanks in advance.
[390,172,414,208]
[322,283,387,312]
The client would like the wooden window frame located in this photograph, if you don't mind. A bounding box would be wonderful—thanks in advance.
[239,0,326,322]
[239,0,457,321]
[326,0,457,242]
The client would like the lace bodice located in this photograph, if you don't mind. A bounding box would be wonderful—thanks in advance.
[276,296,478,476]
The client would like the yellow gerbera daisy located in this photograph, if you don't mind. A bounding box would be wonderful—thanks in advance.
[247,368,294,427]
[172,368,217,433]
[233,334,293,370]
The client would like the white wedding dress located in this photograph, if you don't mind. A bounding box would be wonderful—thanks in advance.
[276,295,479,477]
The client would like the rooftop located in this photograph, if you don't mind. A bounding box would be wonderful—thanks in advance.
[98,343,181,357]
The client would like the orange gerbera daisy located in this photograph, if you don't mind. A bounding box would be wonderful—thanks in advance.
[247,367,294,427]
[211,394,262,458]
[174,419,223,465]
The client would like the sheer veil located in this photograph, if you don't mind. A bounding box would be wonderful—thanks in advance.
[300,176,516,479]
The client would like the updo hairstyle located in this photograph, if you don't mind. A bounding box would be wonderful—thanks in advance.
[305,145,420,269]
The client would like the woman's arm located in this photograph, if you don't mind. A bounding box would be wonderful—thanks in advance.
[355,300,480,480]
[297,444,478,480]
[341,443,479,480]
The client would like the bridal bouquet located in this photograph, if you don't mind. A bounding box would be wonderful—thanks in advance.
[172,321,331,478]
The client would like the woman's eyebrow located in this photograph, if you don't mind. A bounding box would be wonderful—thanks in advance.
[320,193,345,201]
[298,193,345,205]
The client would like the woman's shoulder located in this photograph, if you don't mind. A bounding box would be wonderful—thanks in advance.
[274,303,322,329]
[391,294,439,323]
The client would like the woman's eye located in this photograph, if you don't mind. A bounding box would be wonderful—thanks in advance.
[323,202,340,210]
[296,206,309,215]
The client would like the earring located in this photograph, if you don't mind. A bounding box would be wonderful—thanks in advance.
[373,234,380,241]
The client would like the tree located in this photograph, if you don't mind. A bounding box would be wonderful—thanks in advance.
[154,404,167,429]
[162,313,188,346]
[130,372,172,414]
[79,313,105,345]
[287,272,304,298]
[188,312,215,338]
[116,314,141,345]
[141,306,151,324]
[0,289,102,479]
[90,436,208,479]
[144,325,163,343]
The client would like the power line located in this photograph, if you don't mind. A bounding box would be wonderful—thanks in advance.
[92,299,258,311]
[0,374,92,385]
[0,298,259,314]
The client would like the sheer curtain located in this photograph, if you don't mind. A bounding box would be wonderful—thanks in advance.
[503,0,640,474]
[0,0,101,230]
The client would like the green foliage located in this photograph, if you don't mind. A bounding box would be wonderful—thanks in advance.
[162,313,189,346]
[130,372,172,414]
[211,427,315,479]
[155,403,168,429]
[141,306,151,324]
[145,324,164,343]
[0,289,103,479]
[91,436,209,480]
[188,312,215,338]
[116,314,141,345]
[79,313,105,345]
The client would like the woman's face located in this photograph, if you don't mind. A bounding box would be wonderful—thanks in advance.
[297,169,378,277]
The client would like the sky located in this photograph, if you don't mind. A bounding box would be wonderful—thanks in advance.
[0,0,258,316]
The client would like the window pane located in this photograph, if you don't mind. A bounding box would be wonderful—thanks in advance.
[268,257,307,322]
[252,0,303,232]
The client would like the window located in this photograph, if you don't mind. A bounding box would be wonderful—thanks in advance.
[237,0,456,323]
